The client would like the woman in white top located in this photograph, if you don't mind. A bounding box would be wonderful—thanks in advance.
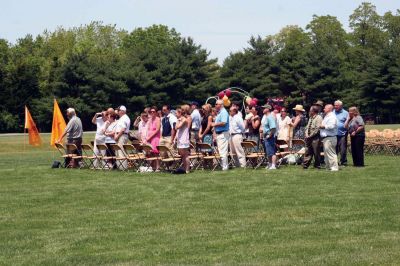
[174,105,192,174]
[102,112,118,168]
[277,107,291,142]
[137,112,149,143]
[103,113,117,145]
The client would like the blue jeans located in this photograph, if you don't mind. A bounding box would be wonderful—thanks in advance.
[264,136,276,157]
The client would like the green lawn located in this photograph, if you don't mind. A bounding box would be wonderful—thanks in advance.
[366,124,399,131]
[0,134,400,265]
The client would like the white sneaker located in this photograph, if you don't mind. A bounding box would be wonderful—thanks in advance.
[269,165,277,170]
[330,168,339,171]
[265,163,271,170]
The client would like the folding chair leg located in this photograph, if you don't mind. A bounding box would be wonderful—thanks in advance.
[115,159,128,171]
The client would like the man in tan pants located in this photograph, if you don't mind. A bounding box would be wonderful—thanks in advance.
[229,107,246,168]
[114,105,131,170]
[159,105,177,150]
[320,104,339,171]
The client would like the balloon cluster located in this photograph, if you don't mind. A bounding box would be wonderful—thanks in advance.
[207,86,258,110]
[207,87,283,112]
[215,87,260,108]
[218,88,232,107]
[245,96,258,107]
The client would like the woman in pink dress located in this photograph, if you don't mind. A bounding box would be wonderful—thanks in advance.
[146,106,161,170]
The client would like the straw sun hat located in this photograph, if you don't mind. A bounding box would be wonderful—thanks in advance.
[292,104,305,112]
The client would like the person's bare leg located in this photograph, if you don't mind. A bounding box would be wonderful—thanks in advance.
[184,149,190,173]
[272,155,277,165]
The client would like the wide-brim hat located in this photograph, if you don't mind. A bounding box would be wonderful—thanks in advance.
[313,100,324,107]
[262,104,272,110]
[293,104,305,112]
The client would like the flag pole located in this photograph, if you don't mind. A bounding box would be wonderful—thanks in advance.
[23,128,26,153]
[24,106,26,153]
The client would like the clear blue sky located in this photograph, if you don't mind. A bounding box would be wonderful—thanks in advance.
[0,0,398,63]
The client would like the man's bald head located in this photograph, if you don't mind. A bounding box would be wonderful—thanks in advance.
[215,100,223,111]
[324,104,334,114]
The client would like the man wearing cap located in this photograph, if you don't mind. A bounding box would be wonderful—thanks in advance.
[313,100,324,117]
[57,108,83,168]
[303,106,323,169]
[160,105,177,150]
[312,100,325,162]
[334,100,349,166]
[114,105,131,169]
[320,104,339,171]
[212,99,230,171]
[261,104,277,170]
[229,107,246,168]
[190,101,201,143]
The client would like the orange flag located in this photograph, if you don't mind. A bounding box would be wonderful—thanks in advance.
[50,99,66,146]
[24,106,42,146]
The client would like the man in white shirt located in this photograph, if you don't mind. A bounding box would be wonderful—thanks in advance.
[229,107,246,168]
[114,105,131,169]
[212,100,230,171]
[320,104,339,171]
[190,101,201,143]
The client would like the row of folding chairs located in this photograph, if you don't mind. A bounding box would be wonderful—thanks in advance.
[54,140,280,171]
[365,131,400,156]
[56,142,171,171]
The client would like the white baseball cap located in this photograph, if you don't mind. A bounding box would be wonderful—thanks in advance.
[118,105,127,112]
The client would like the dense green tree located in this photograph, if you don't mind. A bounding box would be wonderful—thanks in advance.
[1,36,43,131]
[1,2,400,133]
[121,26,218,111]
[273,26,310,106]
[358,10,400,123]
[304,15,349,106]
[348,3,386,111]
[219,36,279,102]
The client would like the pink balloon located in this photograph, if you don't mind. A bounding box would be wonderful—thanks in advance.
[250,99,257,106]
[253,98,258,104]
[218,91,225,99]
[225,89,232,97]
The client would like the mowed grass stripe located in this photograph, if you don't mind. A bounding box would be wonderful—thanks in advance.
[0,134,399,264]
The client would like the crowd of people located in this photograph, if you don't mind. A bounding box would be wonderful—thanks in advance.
[57,98,366,173]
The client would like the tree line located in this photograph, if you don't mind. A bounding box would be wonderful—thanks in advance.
[0,2,399,133]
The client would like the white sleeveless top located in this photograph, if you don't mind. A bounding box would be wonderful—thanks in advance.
[177,118,190,149]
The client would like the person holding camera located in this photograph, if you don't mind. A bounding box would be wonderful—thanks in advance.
[245,106,261,151]
[91,110,108,168]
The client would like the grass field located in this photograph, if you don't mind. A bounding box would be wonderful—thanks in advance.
[365,124,400,131]
[0,132,399,265]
